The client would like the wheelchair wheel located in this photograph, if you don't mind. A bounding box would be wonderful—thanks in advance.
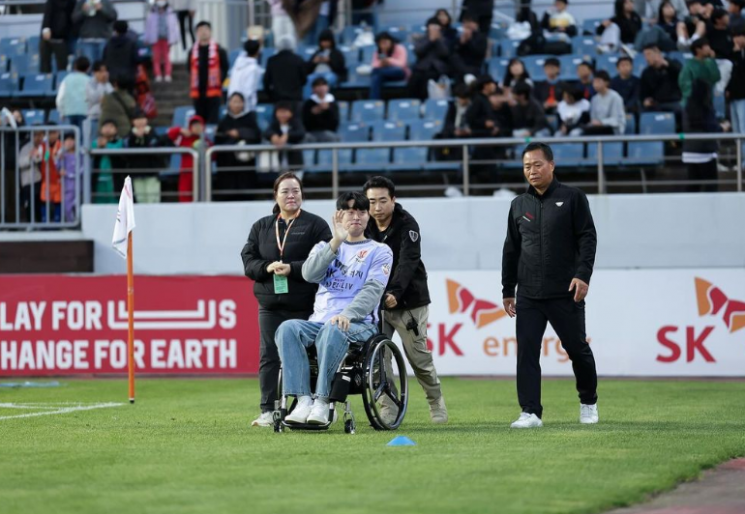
[362,336,408,431]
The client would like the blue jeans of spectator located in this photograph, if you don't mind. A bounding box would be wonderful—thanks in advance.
[77,40,106,63]
[276,319,377,398]
[370,66,405,100]
[731,99,745,168]
[304,71,337,98]
[64,115,86,135]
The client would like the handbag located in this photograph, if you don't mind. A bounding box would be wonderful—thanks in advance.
[257,150,280,173]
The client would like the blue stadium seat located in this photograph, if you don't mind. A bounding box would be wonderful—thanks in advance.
[571,35,598,56]
[625,113,636,135]
[587,142,624,166]
[172,106,196,127]
[18,73,54,97]
[487,57,508,80]
[340,71,371,89]
[500,40,521,58]
[340,122,370,142]
[341,25,366,46]
[387,98,421,121]
[205,124,217,139]
[48,109,61,123]
[302,149,316,168]
[0,37,26,57]
[298,45,318,60]
[55,71,68,90]
[551,143,585,167]
[154,126,168,137]
[422,98,449,121]
[627,141,664,165]
[260,48,276,67]
[337,100,349,122]
[390,147,427,171]
[408,23,426,40]
[0,73,19,98]
[666,51,685,64]
[341,47,360,68]
[255,104,274,131]
[22,109,46,126]
[386,25,409,43]
[523,55,550,81]
[0,55,8,74]
[582,18,605,35]
[10,55,38,75]
[360,45,376,65]
[219,106,228,119]
[546,114,559,133]
[408,119,443,140]
[317,148,353,170]
[354,148,391,171]
[633,54,647,77]
[639,112,675,134]
[559,55,590,81]
[229,49,242,69]
[371,120,406,141]
[595,54,620,74]
[351,100,385,123]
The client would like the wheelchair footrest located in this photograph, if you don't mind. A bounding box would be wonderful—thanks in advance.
[281,421,331,431]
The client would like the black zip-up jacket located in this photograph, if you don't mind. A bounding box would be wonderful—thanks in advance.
[727,47,745,101]
[367,203,431,310]
[241,210,332,311]
[502,179,597,299]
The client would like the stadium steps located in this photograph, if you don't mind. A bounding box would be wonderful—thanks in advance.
[150,63,192,128]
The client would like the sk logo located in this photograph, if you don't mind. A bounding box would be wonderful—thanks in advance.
[695,278,745,334]
[446,279,507,328]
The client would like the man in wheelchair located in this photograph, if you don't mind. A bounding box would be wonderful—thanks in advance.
[275,192,394,425]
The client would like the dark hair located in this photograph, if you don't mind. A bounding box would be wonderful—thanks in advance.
[522,142,554,162]
[544,57,560,68]
[711,7,728,22]
[577,60,593,71]
[113,20,128,35]
[91,60,106,73]
[244,39,261,56]
[64,132,75,141]
[113,77,133,91]
[643,43,660,52]
[272,172,304,214]
[503,58,530,88]
[74,56,90,72]
[556,0,568,4]
[513,80,532,98]
[614,0,631,19]
[616,56,632,66]
[434,8,453,26]
[461,12,477,23]
[274,101,294,114]
[336,191,370,211]
[318,28,336,47]
[564,84,583,102]
[229,91,245,102]
[100,118,118,129]
[594,70,611,83]
[691,37,709,55]
[475,74,496,92]
[657,0,677,23]
[131,107,147,120]
[363,176,396,198]
[196,21,211,30]
[375,32,398,57]
[453,83,471,99]
[311,76,328,87]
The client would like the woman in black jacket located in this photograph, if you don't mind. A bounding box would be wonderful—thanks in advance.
[682,79,724,193]
[306,29,347,87]
[215,93,262,200]
[597,0,642,46]
[240,172,332,427]
[263,101,306,171]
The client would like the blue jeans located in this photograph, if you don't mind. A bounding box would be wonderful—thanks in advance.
[731,99,745,167]
[64,115,86,135]
[77,40,106,63]
[370,67,405,100]
[276,319,377,398]
[303,14,330,47]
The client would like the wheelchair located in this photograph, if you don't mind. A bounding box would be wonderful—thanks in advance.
[273,333,409,434]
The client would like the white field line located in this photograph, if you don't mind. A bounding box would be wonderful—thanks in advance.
[0,402,124,421]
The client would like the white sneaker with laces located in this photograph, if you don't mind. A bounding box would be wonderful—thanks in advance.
[580,403,599,424]
[307,399,333,425]
[251,411,274,427]
[510,412,543,428]
[284,396,314,424]
[155,76,163,83]
[164,75,172,82]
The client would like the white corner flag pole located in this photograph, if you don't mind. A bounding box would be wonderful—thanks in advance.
[112,176,137,404]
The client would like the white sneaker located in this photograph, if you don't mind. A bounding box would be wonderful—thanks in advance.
[307,400,333,425]
[164,75,172,82]
[154,76,163,83]
[251,411,274,427]
[580,403,599,424]
[510,412,543,428]
[284,396,313,424]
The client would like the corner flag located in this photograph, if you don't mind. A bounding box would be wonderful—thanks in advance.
[112,176,136,259]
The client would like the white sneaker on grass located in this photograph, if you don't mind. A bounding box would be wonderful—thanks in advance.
[580,403,599,424]
[510,412,543,428]
[284,396,314,424]
[251,411,274,427]
[307,399,334,425]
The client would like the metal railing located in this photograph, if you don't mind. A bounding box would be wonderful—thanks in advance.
[0,124,81,229]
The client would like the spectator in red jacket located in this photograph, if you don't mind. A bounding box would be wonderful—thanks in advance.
[167,114,212,202]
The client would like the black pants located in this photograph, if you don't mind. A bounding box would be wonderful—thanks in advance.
[258,307,312,413]
[582,125,614,136]
[39,39,69,74]
[516,295,598,419]
[177,10,195,51]
[193,97,221,124]
[407,69,439,101]
[686,160,718,193]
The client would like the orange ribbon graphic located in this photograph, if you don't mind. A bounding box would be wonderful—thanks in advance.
[695,278,745,334]
[446,280,507,328]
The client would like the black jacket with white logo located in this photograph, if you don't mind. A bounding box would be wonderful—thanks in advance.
[367,203,431,310]
[502,179,597,299]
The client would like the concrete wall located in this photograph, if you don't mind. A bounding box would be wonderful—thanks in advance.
[82,193,745,275]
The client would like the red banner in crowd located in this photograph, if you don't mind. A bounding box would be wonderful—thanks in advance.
[0,276,259,376]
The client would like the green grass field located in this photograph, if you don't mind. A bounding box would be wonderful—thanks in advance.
[1,378,744,514]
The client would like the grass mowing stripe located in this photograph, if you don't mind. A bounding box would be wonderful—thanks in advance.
[0,378,743,514]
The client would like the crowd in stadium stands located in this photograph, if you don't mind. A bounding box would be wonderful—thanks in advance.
[2,0,745,221]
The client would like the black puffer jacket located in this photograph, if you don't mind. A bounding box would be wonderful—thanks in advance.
[241,210,332,310]
[502,179,597,299]
[367,203,431,310]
